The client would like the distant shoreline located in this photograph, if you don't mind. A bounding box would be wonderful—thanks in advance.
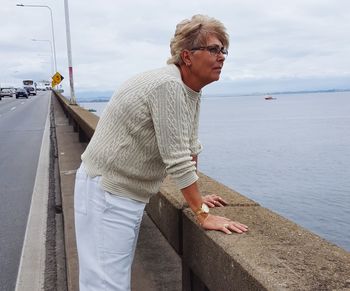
[76,88,350,103]
[204,88,350,98]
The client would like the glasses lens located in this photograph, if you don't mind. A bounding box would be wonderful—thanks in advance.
[207,46,220,55]
[207,45,227,56]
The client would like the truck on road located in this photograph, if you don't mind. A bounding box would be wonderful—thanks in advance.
[23,80,37,96]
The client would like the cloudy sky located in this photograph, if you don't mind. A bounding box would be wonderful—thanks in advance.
[1,0,349,98]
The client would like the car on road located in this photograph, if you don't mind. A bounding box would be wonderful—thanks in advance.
[24,86,37,96]
[0,88,14,98]
[16,88,29,99]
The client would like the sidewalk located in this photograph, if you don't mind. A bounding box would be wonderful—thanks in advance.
[52,94,182,290]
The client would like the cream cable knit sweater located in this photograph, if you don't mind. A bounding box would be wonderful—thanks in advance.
[81,64,202,203]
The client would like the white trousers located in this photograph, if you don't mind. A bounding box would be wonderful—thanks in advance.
[74,164,146,291]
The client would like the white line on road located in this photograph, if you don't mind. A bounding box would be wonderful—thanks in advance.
[11,107,16,111]
[15,97,51,291]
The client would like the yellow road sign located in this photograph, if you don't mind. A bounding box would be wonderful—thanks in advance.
[51,72,64,87]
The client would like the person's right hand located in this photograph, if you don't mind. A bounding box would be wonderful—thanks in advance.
[199,214,248,234]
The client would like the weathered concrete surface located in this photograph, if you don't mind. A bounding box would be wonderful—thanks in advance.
[131,213,182,290]
[160,174,259,207]
[55,93,98,141]
[146,175,259,253]
[182,206,350,291]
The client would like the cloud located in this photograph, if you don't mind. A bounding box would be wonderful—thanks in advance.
[1,0,349,96]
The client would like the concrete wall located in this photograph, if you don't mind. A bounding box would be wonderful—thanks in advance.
[53,91,350,291]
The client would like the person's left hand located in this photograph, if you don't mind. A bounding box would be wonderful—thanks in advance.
[203,194,227,208]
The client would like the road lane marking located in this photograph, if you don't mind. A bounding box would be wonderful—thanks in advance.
[15,97,50,291]
[11,107,16,111]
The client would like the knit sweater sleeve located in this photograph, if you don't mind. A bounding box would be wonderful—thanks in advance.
[148,80,199,190]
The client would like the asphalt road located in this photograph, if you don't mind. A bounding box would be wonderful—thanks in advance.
[0,91,50,291]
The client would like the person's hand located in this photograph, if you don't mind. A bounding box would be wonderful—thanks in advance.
[199,214,248,234]
[202,194,227,208]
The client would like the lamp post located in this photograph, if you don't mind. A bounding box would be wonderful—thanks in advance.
[16,4,57,74]
[63,0,76,104]
[32,39,54,76]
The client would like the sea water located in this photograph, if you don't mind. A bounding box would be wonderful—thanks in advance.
[79,91,350,251]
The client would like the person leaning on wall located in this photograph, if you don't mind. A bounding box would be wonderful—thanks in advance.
[73,14,248,291]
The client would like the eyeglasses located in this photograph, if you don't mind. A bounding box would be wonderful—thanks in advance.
[191,45,228,57]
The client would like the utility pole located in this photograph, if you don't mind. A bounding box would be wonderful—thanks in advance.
[64,0,77,105]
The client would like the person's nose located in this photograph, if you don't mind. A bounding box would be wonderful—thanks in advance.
[217,52,225,62]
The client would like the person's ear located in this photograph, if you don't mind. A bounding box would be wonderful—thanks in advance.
[181,50,192,67]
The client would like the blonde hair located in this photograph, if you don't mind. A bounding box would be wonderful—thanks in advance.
[167,14,229,65]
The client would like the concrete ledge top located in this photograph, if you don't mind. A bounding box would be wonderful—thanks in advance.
[70,105,99,128]
[160,173,259,209]
[54,91,99,138]
[182,206,350,291]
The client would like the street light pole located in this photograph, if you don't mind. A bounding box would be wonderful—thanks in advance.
[32,39,54,76]
[63,0,77,104]
[16,4,57,74]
